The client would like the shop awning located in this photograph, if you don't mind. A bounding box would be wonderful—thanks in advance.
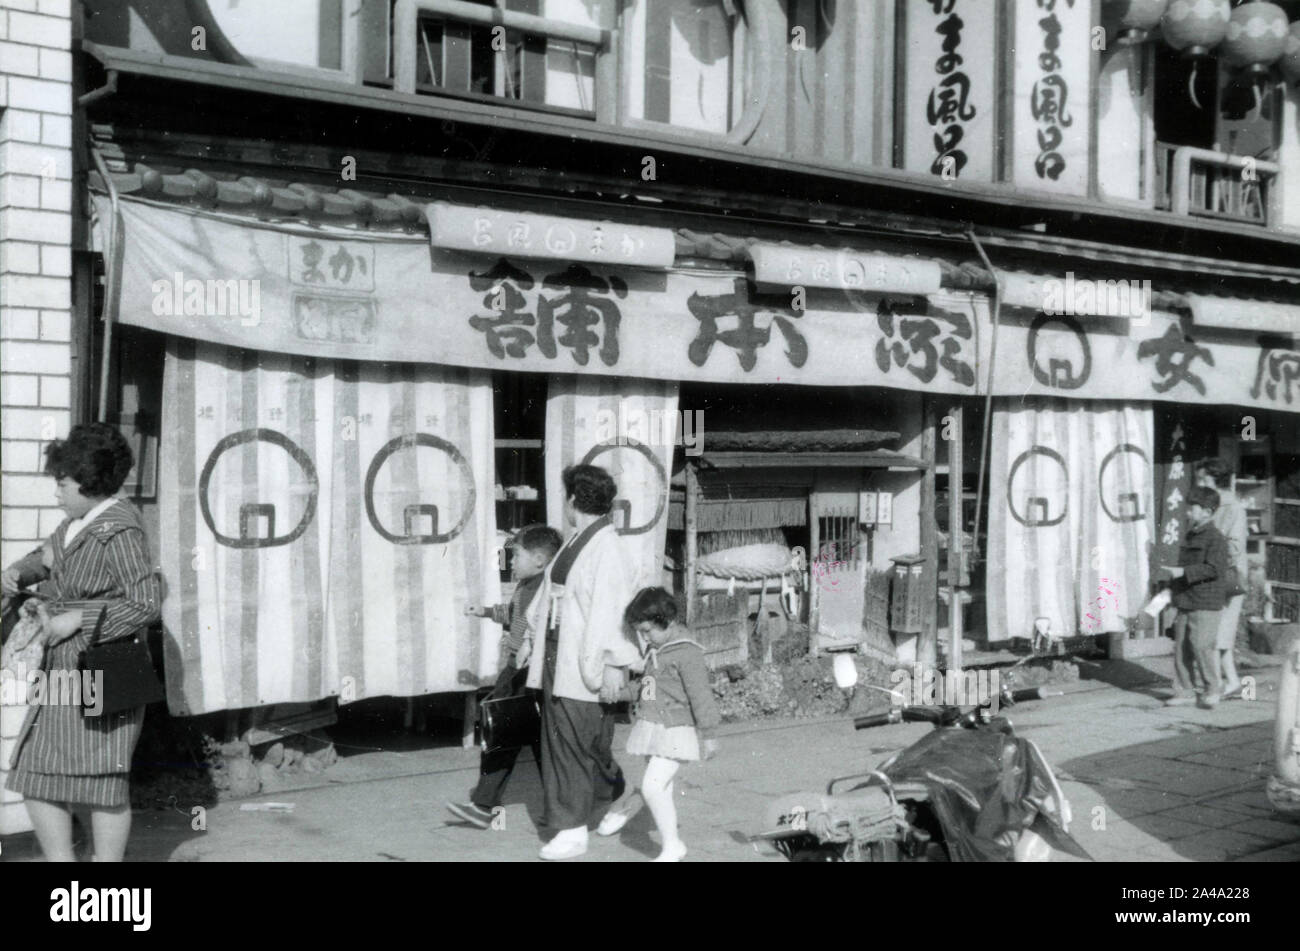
[90,169,1300,412]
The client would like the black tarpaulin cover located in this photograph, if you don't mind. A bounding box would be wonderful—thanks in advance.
[882,724,1092,862]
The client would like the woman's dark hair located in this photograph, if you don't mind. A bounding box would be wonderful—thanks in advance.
[1195,457,1234,489]
[624,586,680,630]
[1188,486,1221,514]
[43,423,134,498]
[511,524,563,560]
[562,464,617,516]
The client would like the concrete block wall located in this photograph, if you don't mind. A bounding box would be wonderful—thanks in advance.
[0,0,75,836]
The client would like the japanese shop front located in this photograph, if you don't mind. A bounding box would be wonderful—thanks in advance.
[89,187,1300,720]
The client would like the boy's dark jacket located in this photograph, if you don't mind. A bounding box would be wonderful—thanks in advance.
[632,639,721,736]
[1172,521,1229,611]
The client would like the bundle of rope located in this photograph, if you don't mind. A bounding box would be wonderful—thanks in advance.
[807,788,908,846]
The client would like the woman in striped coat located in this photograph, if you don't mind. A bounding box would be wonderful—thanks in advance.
[1,423,161,861]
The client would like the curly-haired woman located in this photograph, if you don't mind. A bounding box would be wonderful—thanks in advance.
[1,423,161,861]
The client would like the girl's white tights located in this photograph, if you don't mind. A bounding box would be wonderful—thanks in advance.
[641,755,685,861]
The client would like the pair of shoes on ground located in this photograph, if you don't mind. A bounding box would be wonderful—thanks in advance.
[449,802,685,861]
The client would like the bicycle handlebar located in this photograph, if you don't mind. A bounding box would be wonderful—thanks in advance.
[853,686,1061,730]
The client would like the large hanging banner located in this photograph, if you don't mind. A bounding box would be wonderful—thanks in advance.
[159,339,500,715]
[544,376,678,592]
[987,398,1155,642]
[98,196,1300,413]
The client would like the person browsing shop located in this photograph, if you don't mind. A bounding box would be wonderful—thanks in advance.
[1161,486,1231,710]
[1194,458,1248,700]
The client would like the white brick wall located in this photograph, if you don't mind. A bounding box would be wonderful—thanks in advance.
[1,0,72,678]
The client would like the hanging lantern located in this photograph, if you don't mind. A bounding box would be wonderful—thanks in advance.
[1220,1,1289,76]
[1103,0,1170,46]
[1282,21,1300,85]
[1161,0,1231,58]
[1162,0,1231,109]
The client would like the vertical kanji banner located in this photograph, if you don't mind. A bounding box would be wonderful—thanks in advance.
[987,398,1155,642]
[544,375,678,591]
[159,340,500,715]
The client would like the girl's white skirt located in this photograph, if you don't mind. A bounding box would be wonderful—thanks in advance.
[626,719,700,761]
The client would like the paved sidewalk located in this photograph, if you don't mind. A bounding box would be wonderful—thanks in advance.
[2,658,1298,862]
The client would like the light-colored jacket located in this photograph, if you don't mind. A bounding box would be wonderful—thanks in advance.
[524,522,641,702]
[1212,493,1249,577]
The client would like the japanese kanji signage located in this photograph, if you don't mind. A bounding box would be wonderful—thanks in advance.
[1012,0,1092,195]
[750,244,943,296]
[427,201,676,268]
[903,0,997,182]
[100,195,1300,414]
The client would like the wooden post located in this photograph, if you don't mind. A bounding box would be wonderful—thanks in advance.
[947,403,965,670]
[684,462,698,627]
[920,398,939,669]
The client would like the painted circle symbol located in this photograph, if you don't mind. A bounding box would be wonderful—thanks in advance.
[364,433,476,545]
[199,428,319,549]
[579,439,668,536]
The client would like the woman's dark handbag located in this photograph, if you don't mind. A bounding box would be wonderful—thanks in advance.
[479,693,541,754]
[78,608,164,716]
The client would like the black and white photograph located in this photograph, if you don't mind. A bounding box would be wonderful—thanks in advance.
[2,0,1300,889]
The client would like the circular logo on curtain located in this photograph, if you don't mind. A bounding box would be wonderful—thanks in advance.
[1007,446,1069,527]
[199,428,319,549]
[580,438,668,536]
[1027,313,1092,390]
[1098,443,1150,523]
[364,433,476,545]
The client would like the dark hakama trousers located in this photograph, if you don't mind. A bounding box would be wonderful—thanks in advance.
[539,634,625,831]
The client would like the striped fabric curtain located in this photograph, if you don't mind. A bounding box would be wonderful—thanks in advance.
[159,339,500,715]
[987,398,1155,643]
[544,375,679,592]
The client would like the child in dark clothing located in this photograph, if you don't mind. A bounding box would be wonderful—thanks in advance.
[446,524,563,829]
[596,587,720,862]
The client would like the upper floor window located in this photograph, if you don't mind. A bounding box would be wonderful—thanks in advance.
[411,0,606,115]
[623,0,743,135]
[207,0,346,74]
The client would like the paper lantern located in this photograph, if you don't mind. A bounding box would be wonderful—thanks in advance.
[1161,0,1231,58]
[1282,21,1300,84]
[1103,0,1170,46]
[1220,1,1289,74]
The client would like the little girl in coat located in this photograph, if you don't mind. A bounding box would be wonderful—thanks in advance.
[599,587,720,862]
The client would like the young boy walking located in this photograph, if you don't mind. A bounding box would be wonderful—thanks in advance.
[1162,486,1231,710]
[446,524,563,828]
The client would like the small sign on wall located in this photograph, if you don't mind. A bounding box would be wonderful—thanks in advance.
[859,491,878,524]
[878,491,893,526]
